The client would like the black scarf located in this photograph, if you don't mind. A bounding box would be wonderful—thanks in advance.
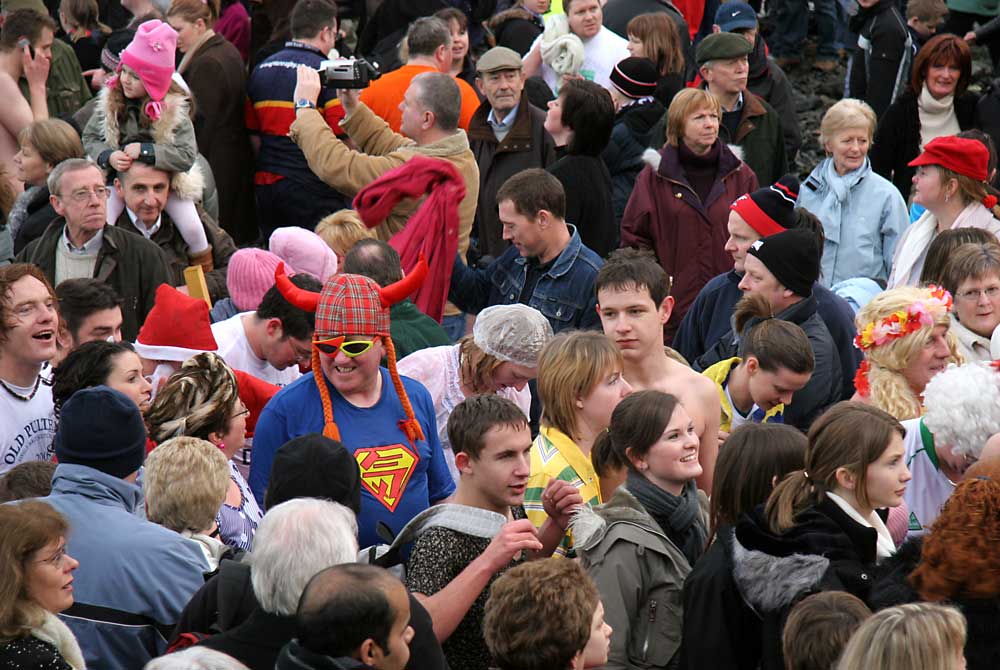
[626,469,706,566]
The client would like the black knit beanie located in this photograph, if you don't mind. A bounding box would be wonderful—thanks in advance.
[746,228,820,298]
[609,57,659,99]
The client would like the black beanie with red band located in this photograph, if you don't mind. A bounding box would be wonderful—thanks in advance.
[730,174,800,237]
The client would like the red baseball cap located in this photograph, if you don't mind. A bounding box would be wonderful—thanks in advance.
[908,135,989,181]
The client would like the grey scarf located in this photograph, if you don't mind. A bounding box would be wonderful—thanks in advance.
[626,469,706,565]
[6,184,45,241]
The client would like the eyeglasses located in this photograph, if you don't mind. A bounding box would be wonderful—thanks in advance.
[231,403,249,420]
[957,286,1000,302]
[313,335,378,358]
[35,545,68,568]
[60,186,110,204]
[290,343,313,363]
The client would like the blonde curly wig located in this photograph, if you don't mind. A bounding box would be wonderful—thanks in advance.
[855,286,961,420]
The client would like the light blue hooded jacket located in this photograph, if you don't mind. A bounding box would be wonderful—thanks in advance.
[798,156,909,287]
[38,464,208,669]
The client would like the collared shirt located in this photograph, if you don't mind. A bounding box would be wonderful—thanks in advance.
[723,90,744,113]
[524,425,603,557]
[487,101,519,142]
[125,207,161,239]
[61,225,104,255]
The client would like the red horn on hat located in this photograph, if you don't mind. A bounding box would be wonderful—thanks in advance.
[379,254,428,308]
[274,262,320,313]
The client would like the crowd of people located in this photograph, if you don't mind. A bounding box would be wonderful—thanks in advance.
[2,0,1000,667]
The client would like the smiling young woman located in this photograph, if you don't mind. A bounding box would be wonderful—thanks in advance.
[573,390,709,669]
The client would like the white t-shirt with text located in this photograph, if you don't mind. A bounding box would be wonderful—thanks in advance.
[0,366,56,475]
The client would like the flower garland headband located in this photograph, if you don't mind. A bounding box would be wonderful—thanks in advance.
[854,286,953,352]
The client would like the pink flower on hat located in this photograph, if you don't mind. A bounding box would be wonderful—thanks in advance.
[118,20,178,120]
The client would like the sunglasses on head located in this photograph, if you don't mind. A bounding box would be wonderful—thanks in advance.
[313,335,379,358]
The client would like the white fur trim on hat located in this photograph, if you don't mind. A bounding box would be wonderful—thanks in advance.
[133,341,216,362]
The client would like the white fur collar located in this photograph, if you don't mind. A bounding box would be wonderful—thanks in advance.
[32,611,87,669]
[97,86,190,150]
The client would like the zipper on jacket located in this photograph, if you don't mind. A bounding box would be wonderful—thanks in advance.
[641,599,658,661]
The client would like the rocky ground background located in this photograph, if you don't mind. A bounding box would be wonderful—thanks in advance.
[758,30,996,179]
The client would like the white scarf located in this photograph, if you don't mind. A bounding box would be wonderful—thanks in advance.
[827,492,897,560]
[917,84,960,150]
[889,202,1000,287]
[32,611,87,669]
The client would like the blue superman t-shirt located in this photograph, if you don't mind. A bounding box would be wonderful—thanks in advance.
[250,368,456,549]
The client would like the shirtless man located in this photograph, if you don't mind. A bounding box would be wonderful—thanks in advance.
[596,248,721,493]
[0,9,52,190]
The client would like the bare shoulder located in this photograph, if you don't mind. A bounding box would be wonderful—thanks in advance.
[0,71,26,103]
[663,353,716,397]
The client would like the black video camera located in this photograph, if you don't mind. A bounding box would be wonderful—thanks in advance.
[317,58,381,89]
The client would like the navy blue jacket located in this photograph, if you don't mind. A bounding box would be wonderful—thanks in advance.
[449,224,603,333]
[675,271,861,400]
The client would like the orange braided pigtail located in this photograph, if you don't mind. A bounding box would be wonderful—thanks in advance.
[385,337,424,444]
[311,347,341,441]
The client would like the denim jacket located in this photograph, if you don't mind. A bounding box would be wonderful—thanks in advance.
[449,225,603,333]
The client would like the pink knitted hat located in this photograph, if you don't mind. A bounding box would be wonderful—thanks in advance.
[269,226,338,283]
[227,248,282,312]
[119,20,177,119]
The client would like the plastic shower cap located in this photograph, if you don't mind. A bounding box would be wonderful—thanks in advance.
[473,304,554,368]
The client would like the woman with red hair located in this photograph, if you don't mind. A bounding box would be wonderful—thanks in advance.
[870,461,1000,669]
[870,35,978,200]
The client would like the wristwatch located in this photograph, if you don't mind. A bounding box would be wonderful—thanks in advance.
[295,98,317,111]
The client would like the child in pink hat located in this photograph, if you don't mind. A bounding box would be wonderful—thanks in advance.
[81,19,214,272]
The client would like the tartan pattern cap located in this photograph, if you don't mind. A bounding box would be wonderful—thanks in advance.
[315,274,390,339]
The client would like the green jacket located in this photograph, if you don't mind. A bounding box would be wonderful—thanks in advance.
[719,90,788,186]
[19,38,91,117]
[390,300,451,360]
[112,206,237,303]
[947,0,998,17]
[16,220,172,342]
[571,488,709,670]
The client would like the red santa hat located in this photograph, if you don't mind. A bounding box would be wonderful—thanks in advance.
[133,284,218,361]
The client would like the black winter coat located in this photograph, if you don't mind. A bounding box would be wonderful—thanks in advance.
[747,36,801,161]
[679,526,762,670]
[734,499,881,670]
[870,538,1000,670]
[847,0,910,119]
[0,636,72,669]
[173,560,450,670]
[487,7,543,55]
[548,150,617,258]
[870,88,979,198]
[694,295,842,430]
[978,79,1000,183]
[602,98,666,223]
[10,185,57,255]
